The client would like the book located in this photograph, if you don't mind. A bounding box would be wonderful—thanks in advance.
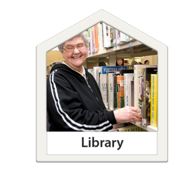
[134,65,157,126]
[142,67,157,125]
[107,73,114,110]
[124,73,134,107]
[92,66,101,87]
[102,23,112,48]
[150,74,158,128]
[116,75,124,108]
[92,66,129,110]
[99,73,108,108]
[94,24,99,53]
[97,22,103,53]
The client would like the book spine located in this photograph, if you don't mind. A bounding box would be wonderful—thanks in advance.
[150,74,158,127]
[124,73,134,107]
[107,73,114,110]
[116,75,124,108]
[93,66,101,87]
[102,23,111,48]
[134,65,144,109]
[114,74,118,109]
[99,73,108,109]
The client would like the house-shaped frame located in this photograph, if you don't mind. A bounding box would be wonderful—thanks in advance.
[36,9,168,162]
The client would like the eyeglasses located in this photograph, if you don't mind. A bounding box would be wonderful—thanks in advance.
[63,43,86,52]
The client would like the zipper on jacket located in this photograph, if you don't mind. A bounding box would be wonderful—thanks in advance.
[84,77,100,103]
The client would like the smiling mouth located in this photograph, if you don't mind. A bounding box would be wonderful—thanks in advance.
[72,54,82,59]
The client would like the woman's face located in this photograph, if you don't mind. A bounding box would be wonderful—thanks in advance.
[117,59,123,66]
[62,36,88,72]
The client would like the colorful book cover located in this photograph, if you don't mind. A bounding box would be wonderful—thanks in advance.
[150,74,158,128]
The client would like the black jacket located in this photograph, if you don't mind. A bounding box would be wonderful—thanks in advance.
[47,63,116,131]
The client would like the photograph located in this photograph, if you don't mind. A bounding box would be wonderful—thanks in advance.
[46,22,158,132]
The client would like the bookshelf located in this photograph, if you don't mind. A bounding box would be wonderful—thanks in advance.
[87,40,142,58]
[84,22,158,132]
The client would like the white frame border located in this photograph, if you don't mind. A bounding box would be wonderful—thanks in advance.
[36,9,168,162]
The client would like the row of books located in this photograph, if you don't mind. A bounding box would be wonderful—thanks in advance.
[88,65,158,129]
[83,22,133,56]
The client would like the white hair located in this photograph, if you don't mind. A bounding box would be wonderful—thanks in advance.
[58,33,88,53]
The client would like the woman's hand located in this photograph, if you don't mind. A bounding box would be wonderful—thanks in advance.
[113,106,142,124]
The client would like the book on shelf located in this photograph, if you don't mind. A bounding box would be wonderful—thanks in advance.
[150,74,158,128]
[134,65,157,126]
[124,73,134,107]
[92,66,101,87]
[99,66,128,109]
[88,64,158,131]
[142,67,157,126]
[93,24,99,53]
[99,73,108,109]
[107,73,114,110]
[110,26,117,47]
[84,22,135,57]
[102,23,113,48]
[115,75,124,109]
[97,22,103,53]
[81,23,158,132]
